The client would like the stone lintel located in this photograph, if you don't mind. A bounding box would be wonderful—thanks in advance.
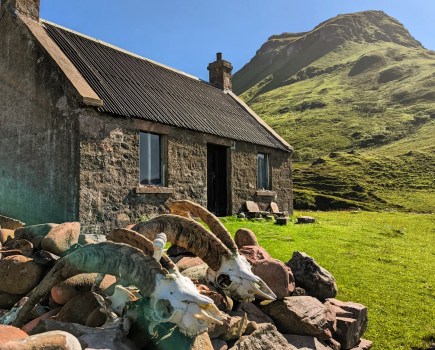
[255,190,277,197]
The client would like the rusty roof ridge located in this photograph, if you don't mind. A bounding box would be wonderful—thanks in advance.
[41,19,202,82]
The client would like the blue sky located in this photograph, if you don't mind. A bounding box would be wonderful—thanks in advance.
[40,0,434,81]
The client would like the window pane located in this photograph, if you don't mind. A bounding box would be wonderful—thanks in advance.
[140,132,161,185]
[257,153,270,190]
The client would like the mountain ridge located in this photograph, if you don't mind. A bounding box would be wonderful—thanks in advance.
[233,10,435,212]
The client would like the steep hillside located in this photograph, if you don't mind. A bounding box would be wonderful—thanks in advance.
[233,11,435,212]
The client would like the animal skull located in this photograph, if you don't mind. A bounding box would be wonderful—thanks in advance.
[148,271,225,337]
[208,254,277,302]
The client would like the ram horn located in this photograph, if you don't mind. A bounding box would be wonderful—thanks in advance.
[169,200,238,254]
[108,228,177,272]
[12,242,168,327]
[132,214,232,271]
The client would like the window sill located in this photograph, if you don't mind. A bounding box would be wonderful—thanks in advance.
[135,186,175,194]
[255,190,277,197]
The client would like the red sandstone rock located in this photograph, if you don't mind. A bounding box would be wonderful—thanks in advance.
[0,325,28,343]
[260,296,335,339]
[283,334,333,350]
[252,258,292,299]
[0,255,44,294]
[230,323,293,350]
[54,292,100,325]
[1,330,81,350]
[234,228,259,248]
[176,256,205,272]
[239,245,272,262]
[235,302,274,325]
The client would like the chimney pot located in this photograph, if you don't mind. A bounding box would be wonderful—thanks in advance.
[207,52,233,91]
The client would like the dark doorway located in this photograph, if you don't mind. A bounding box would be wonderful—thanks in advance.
[207,144,228,216]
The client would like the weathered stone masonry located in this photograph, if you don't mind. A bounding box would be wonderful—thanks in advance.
[78,111,292,235]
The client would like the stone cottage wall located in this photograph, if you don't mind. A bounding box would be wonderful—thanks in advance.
[0,10,81,224]
[78,110,292,234]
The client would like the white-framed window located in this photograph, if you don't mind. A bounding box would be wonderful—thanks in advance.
[257,152,271,190]
[140,132,165,186]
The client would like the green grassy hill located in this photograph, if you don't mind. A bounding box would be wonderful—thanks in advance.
[233,11,435,212]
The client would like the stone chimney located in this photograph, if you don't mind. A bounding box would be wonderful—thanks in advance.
[207,52,233,91]
[1,0,40,20]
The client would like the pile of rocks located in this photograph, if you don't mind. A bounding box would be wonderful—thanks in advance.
[0,214,371,350]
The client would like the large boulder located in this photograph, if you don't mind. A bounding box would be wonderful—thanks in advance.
[240,245,295,298]
[234,228,259,248]
[283,334,333,350]
[1,330,82,350]
[41,222,81,256]
[0,255,44,294]
[328,299,368,349]
[229,323,293,350]
[260,296,335,339]
[286,251,337,300]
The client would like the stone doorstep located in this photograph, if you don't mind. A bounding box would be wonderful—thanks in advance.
[255,190,277,197]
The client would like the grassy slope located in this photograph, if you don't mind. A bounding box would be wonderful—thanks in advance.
[221,212,435,350]
[235,17,435,212]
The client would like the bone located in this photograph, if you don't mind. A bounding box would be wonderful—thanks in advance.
[132,214,232,271]
[12,242,168,328]
[107,228,177,271]
[153,233,167,262]
[169,200,239,254]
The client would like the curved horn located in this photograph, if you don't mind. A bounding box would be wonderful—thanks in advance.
[169,200,238,254]
[132,214,232,271]
[12,242,167,327]
[108,228,177,271]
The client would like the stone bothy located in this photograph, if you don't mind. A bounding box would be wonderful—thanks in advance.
[0,0,293,234]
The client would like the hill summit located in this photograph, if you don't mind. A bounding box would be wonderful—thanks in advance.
[233,11,435,212]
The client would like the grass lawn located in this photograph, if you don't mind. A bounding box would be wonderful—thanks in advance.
[220,211,435,350]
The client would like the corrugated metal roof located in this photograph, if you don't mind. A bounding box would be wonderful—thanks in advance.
[43,21,289,151]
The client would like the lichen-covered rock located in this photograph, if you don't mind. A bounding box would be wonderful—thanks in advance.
[181,263,209,284]
[1,330,82,350]
[41,222,80,256]
[0,255,44,294]
[287,251,337,300]
[229,323,294,350]
[283,334,333,350]
[260,296,335,339]
[234,228,259,248]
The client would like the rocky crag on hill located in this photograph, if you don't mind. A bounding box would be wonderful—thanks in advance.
[234,11,435,212]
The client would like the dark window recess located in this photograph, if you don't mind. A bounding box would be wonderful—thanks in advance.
[140,132,163,185]
[257,153,271,190]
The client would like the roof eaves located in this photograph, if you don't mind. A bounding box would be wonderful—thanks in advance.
[226,91,294,153]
